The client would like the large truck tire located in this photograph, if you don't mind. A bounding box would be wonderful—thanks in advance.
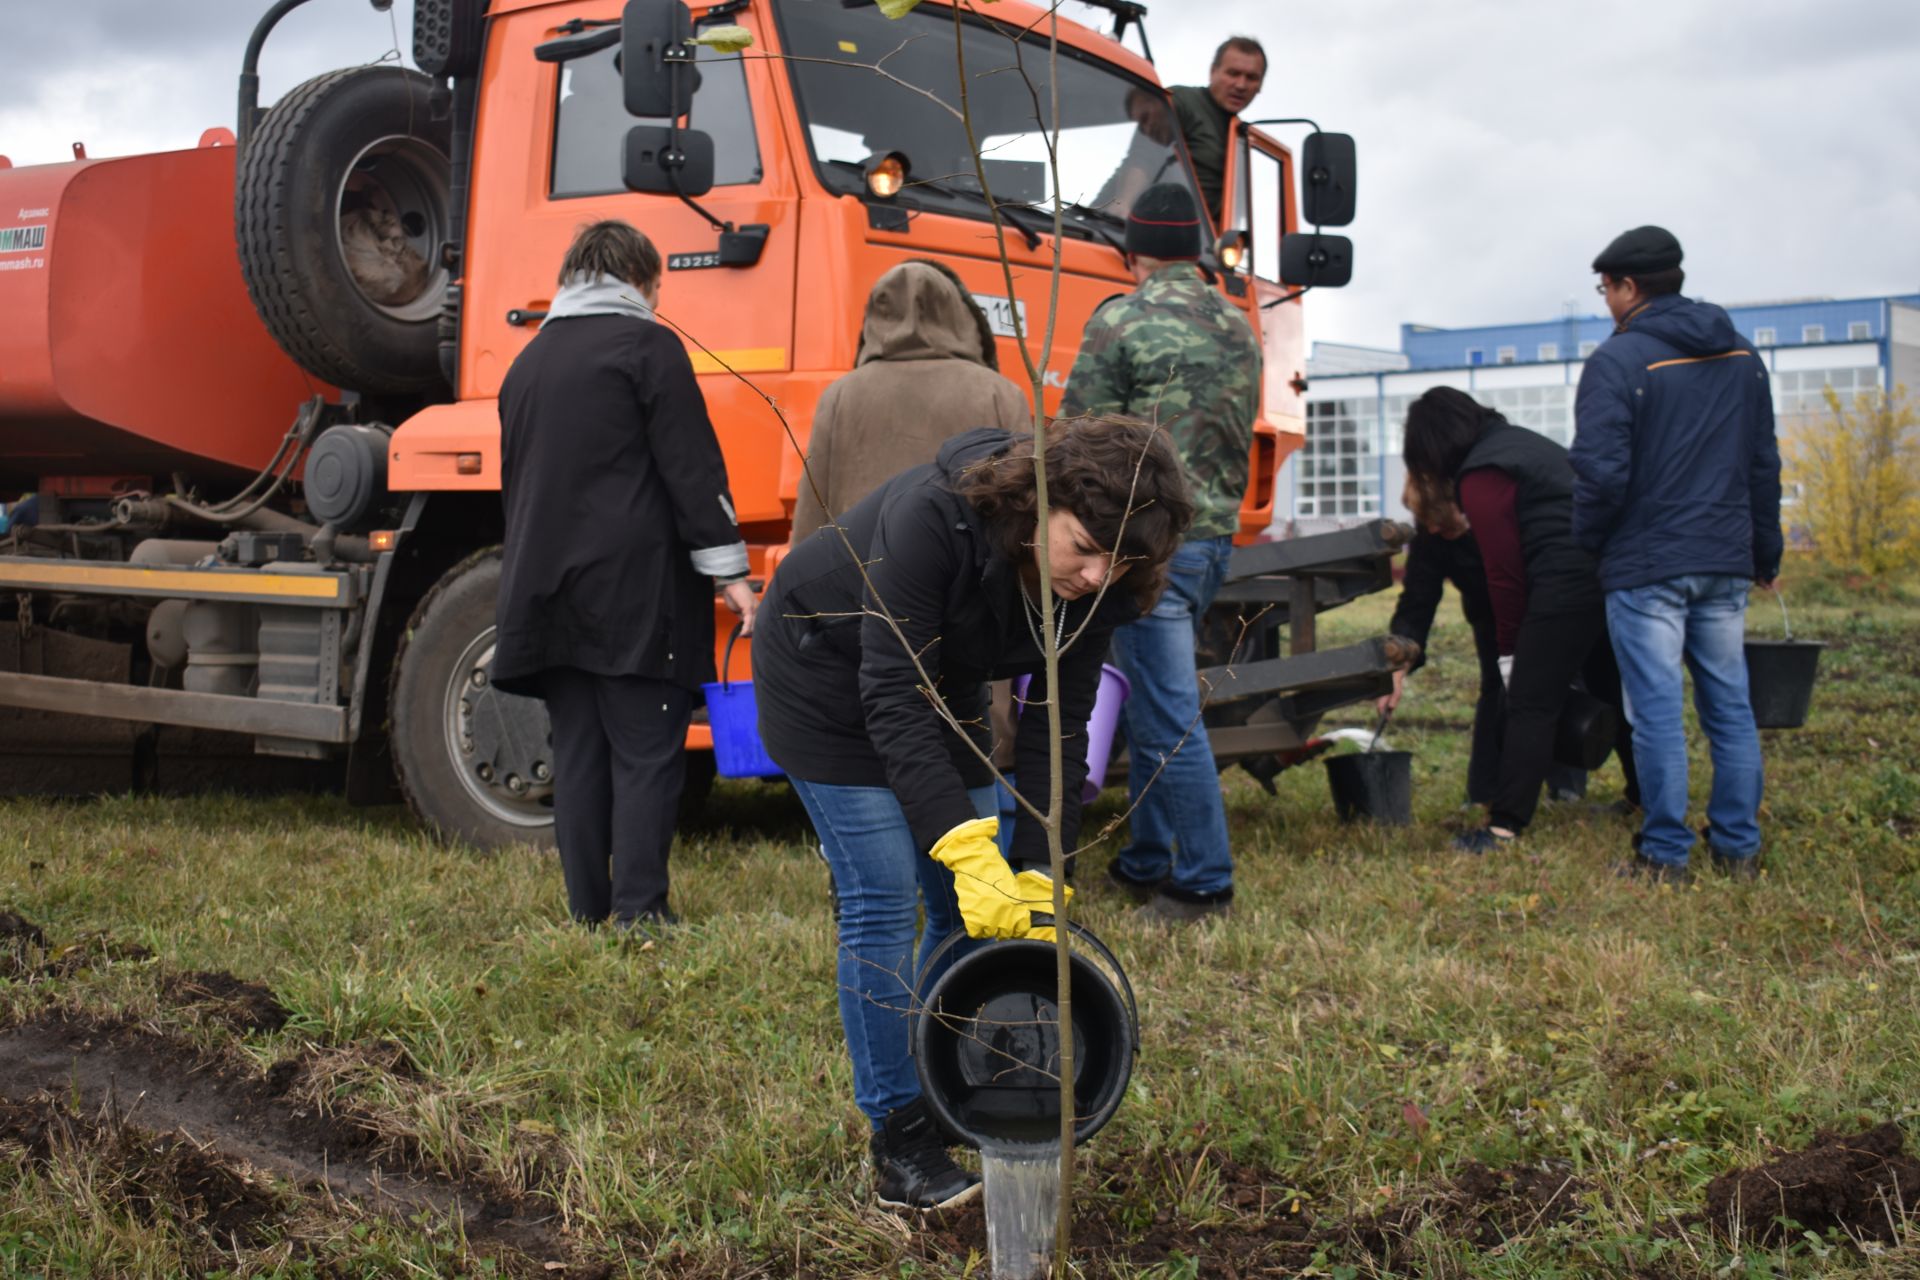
[391,551,558,850]
[236,66,451,397]
[389,551,717,850]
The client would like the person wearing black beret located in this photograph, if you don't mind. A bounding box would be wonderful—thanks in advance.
[1570,225,1783,884]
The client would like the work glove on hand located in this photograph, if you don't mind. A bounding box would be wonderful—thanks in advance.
[928,817,1072,943]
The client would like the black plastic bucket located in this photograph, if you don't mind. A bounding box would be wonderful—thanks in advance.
[1324,750,1412,825]
[1554,688,1619,771]
[1745,591,1824,730]
[911,922,1137,1149]
[1746,639,1824,729]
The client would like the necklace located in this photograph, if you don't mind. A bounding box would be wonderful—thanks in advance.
[1017,576,1068,654]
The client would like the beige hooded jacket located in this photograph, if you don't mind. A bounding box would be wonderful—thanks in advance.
[791,261,1031,541]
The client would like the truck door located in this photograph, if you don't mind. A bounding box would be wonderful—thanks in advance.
[1241,128,1306,447]
[461,5,799,525]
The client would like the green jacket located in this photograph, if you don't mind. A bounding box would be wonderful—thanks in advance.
[1059,265,1260,541]
[1171,84,1231,221]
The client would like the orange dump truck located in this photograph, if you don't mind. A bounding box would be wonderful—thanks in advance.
[0,0,1401,846]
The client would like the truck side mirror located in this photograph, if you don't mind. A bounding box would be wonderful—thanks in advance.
[1280,233,1353,288]
[624,124,715,197]
[622,0,701,118]
[1300,132,1356,228]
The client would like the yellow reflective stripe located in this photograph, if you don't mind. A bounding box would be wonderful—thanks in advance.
[0,562,341,599]
[688,347,787,375]
[1645,350,1755,372]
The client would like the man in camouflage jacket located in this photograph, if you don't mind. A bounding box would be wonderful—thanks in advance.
[1060,182,1260,923]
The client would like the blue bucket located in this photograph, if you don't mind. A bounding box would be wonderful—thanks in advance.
[701,624,784,779]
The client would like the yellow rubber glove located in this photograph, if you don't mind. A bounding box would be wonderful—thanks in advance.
[928,817,1073,943]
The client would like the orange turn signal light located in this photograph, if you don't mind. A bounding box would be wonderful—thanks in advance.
[369,530,398,552]
[456,452,483,475]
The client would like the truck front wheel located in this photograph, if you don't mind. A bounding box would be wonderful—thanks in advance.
[390,551,557,849]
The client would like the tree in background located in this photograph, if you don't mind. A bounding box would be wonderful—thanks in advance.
[1783,385,1919,575]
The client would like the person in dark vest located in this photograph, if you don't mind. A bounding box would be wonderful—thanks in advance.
[492,220,757,929]
[753,421,1191,1210]
[1572,226,1782,883]
[1401,387,1639,854]
[1170,35,1267,222]
[1381,476,1587,808]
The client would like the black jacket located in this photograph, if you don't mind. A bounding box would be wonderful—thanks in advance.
[1571,294,1784,590]
[754,429,1139,865]
[1389,533,1492,673]
[1457,418,1603,616]
[492,314,744,695]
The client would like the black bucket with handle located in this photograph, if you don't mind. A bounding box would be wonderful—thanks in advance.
[1323,709,1412,825]
[1553,687,1619,771]
[911,920,1137,1149]
[1745,590,1824,729]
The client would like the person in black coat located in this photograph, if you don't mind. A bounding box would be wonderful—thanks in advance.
[493,220,756,928]
[1401,387,1638,854]
[753,420,1191,1211]
[1380,478,1586,808]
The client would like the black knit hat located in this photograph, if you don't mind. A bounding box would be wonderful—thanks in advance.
[1592,225,1683,277]
[1126,183,1202,260]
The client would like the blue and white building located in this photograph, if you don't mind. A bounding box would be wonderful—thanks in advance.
[1280,291,1920,533]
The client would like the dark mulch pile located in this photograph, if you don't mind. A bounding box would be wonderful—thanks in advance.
[1704,1122,1920,1244]
[163,969,291,1033]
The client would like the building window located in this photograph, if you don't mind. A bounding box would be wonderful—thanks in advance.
[1754,327,1776,347]
[553,43,762,197]
[1466,348,1484,366]
[1473,384,1574,447]
[1496,346,1517,365]
[1848,320,1872,341]
[1297,400,1381,520]
[1578,340,1599,359]
[1802,324,1825,344]
[1537,343,1558,361]
[1774,366,1884,418]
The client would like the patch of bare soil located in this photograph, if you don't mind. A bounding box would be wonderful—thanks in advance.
[908,1151,1586,1278]
[1704,1122,1919,1245]
[162,969,290,1034]
[0,907,154,980]
[0,1012,570,1276]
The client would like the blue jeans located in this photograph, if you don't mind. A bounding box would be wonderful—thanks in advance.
[1110,536,1235,896]
[789,778,997,1128]
[1606,575,1764,867]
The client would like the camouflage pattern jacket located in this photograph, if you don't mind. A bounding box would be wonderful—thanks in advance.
[1059,264,1260,541]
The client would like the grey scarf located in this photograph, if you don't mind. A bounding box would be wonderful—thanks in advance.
[542,273,655,327]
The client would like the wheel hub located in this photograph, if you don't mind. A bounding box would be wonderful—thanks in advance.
[444,628,554,828]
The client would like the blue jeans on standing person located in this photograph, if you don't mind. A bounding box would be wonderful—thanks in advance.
[789,778,998,1128]
[1110,536,1235,897]
[1605,574,1764,868]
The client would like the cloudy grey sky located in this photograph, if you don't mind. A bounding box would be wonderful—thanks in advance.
[5,0,1917,349]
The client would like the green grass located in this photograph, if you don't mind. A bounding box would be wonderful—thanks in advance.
[1,561,1916,1277]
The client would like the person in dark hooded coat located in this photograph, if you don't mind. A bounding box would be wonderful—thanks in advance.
[493,220,757,928]
[754,420,1191,1212]
[1572,225,1781,883]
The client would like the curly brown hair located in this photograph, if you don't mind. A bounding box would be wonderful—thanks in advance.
[956,419,1193,609]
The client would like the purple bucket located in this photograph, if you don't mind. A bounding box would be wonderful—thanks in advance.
[1011,664,1131,804]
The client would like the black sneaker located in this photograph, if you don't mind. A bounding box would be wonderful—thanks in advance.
[1137,884,1233,925]
[1452,827,1515,856]
[1700,827,1763,881]
[871,1099,979,1211]
[1106,862,1163,904]
[1612,854,1693,886]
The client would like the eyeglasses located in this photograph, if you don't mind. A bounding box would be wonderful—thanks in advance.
[1594,281,1609,295]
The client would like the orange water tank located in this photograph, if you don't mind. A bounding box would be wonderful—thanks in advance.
[0,141,324,490]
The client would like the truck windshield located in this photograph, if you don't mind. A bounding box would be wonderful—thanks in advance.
[775,0,1202,240]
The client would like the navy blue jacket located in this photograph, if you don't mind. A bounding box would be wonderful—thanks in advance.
[1570,294,1783,591]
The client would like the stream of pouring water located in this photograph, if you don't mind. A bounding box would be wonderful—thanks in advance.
[980,1139,1062,1280]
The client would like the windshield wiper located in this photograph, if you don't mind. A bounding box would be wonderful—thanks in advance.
[1063,202,1128,255]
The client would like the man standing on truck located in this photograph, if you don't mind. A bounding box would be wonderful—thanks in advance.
[491,220,757,930]
[1171,36,1268,223]
[1060,182,1260,924]
[1571,225,1782,884]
